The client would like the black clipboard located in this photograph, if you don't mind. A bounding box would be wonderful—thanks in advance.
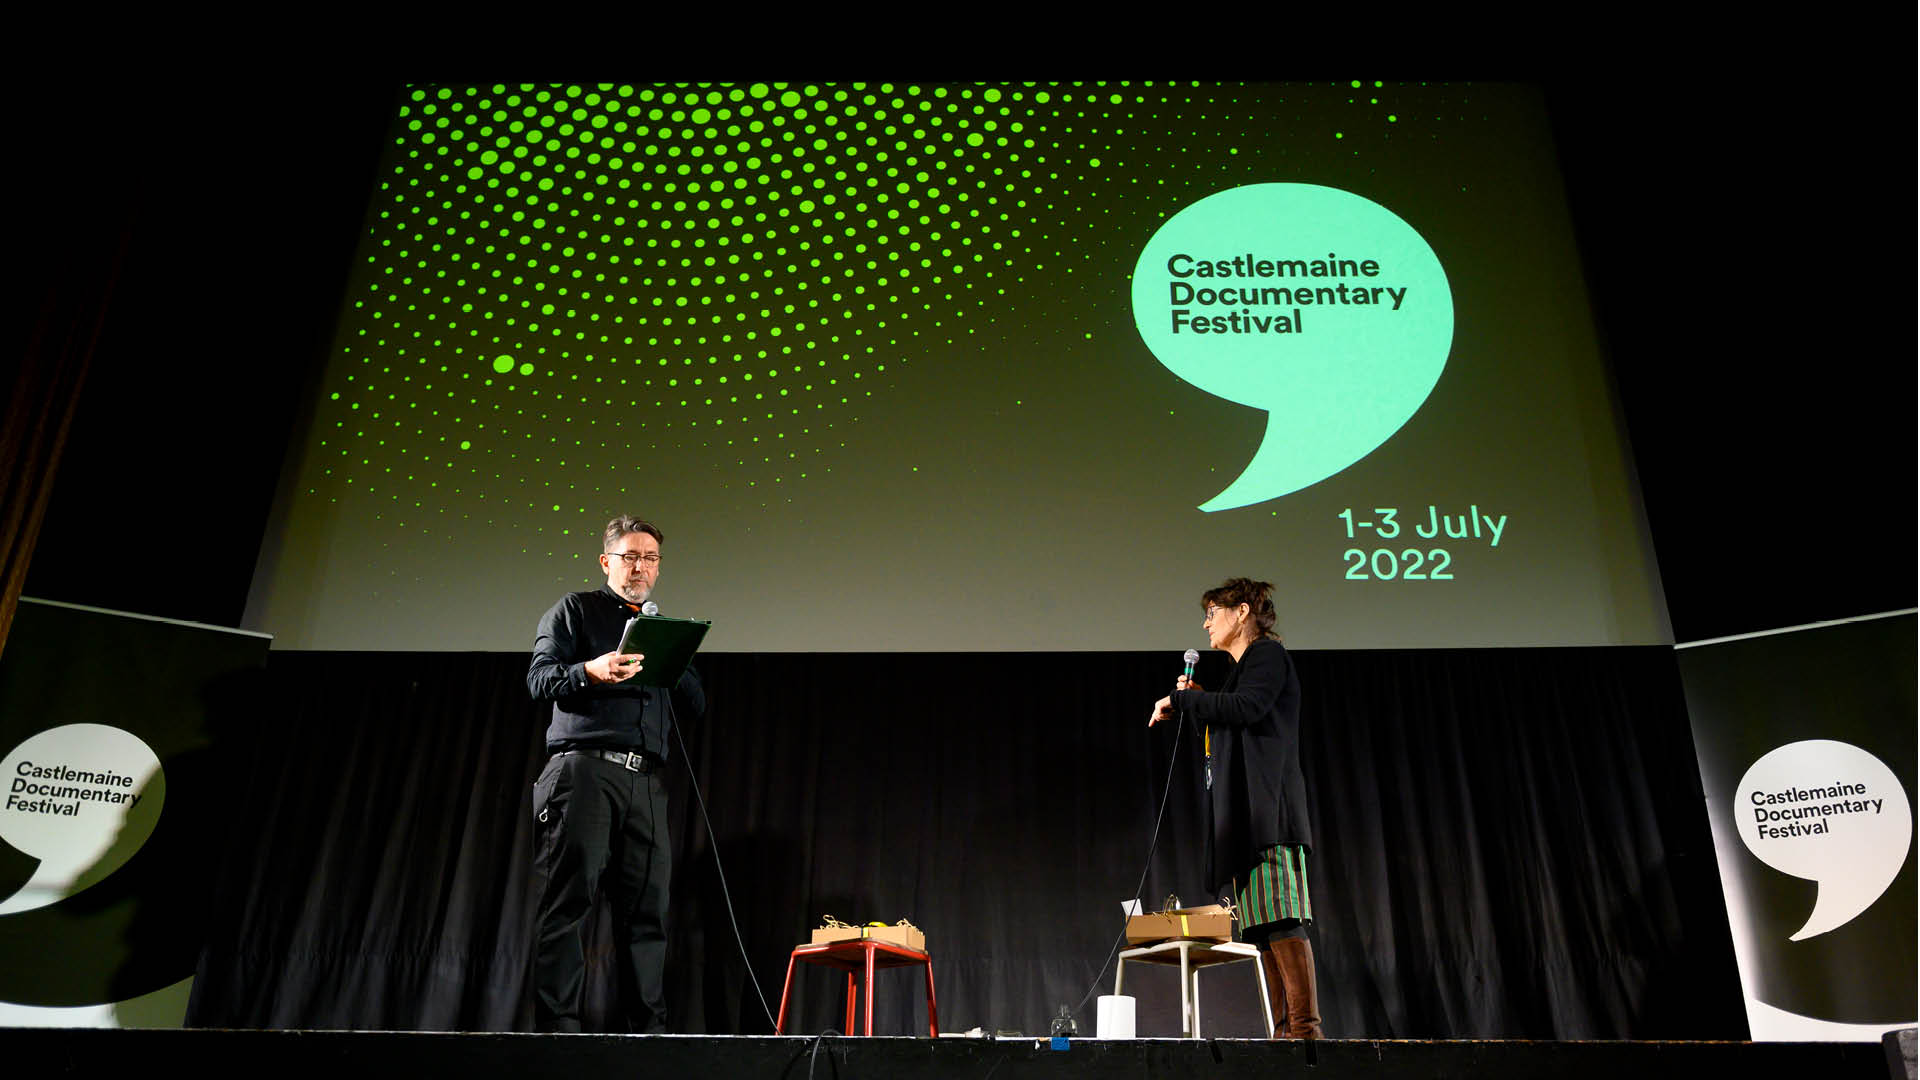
[615,614,711,687]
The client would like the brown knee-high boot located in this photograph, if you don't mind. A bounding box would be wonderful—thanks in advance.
[1268,937,1322,1039]
[1257,941,1288,1038]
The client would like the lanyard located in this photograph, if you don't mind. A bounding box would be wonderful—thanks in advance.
[1204,725,1213,789]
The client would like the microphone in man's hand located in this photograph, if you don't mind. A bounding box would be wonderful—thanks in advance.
[641,601,660,616]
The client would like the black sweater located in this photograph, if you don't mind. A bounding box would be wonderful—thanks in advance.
[528,585,706,757]
[1170,637,1312,892]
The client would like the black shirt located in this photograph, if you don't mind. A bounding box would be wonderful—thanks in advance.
[528,584,706,757]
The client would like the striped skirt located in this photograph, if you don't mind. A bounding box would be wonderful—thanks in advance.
[1236,844,1312,929]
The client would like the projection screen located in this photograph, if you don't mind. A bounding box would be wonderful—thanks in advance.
[246,80,1667,651]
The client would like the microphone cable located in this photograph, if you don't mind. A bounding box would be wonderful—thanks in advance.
[666,687,780,1032]
[1067,685,1190,1022]
[643,598,777,1030]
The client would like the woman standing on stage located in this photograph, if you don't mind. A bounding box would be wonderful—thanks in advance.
[1149,577,1320,1039]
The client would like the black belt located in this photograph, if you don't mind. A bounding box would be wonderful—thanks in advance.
[557,748,661,773]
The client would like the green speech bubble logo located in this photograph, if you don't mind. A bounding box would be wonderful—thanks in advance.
[1132,183,1453,511]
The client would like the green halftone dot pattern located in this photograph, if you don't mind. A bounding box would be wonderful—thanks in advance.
[319,80,1116,537]
[314,81,1434,555]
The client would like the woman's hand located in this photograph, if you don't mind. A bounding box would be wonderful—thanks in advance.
[1175,675,1204,693]
[1149,695,1174,726]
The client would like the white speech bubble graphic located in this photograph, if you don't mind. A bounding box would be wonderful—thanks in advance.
[1735,739,1912,941]
[1132,183,1454,510]
[0,724,164,915]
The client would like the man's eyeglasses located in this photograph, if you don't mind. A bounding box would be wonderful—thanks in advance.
[606,552,662,567]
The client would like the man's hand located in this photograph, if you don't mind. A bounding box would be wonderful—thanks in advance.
[585,651,645,684]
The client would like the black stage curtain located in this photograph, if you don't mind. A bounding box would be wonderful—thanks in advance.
[185,646,1744,1038]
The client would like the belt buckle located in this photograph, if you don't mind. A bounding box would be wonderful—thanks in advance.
[622,751,643,772]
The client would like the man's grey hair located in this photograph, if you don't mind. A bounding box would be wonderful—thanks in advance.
[602,515,664,552]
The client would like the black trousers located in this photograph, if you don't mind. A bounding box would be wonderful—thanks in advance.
[531,751,672,1032]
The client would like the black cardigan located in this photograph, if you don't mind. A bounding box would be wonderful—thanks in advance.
[1170,637,1313,893]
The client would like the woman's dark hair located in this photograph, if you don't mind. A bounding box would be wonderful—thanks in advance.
[1201,577,1279,640]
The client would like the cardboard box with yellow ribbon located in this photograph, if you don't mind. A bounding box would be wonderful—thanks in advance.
[809,919,927,952]
[1124,904,1233,945]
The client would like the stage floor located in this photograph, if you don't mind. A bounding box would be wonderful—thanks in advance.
[0,1029,1896,1079]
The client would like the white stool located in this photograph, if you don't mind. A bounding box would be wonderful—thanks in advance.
[1113,939,1271,1038]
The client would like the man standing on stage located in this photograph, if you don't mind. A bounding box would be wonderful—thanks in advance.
[527,514,705,1033]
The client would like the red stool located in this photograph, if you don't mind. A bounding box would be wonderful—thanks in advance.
[774,939,939,1036]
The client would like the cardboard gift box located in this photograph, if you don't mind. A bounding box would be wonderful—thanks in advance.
[861,923,926,951]
[1125,905,1233,945]
[809,924,863,946]
[809,922,927,952]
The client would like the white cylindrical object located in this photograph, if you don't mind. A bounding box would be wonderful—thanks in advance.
[1096,994,1136,1039]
